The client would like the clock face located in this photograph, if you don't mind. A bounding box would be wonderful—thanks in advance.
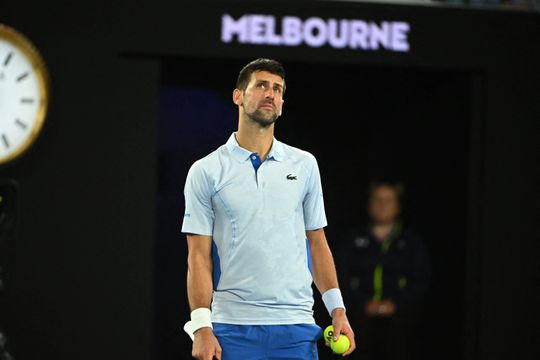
[0,25,49,165]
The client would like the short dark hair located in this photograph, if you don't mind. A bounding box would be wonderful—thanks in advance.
[236,58,286,92]
[368,180,405,207]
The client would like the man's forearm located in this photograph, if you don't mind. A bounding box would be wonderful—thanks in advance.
[187,251,214,311]
[307,229,340,294]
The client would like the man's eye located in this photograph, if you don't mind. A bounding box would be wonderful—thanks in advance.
[258,83,266,89]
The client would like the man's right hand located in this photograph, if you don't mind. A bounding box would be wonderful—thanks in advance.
[192,327,222,360]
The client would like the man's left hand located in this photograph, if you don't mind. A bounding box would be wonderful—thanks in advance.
[329,308,356,356]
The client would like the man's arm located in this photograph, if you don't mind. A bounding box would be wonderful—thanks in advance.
[186,234,221,360]
[187,234,214,310]
[307,228,356,356]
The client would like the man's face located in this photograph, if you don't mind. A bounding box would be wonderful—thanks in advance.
[368,186,401,224]
[237,70,285,127]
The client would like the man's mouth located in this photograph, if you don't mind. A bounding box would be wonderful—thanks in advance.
[260,103,274,110]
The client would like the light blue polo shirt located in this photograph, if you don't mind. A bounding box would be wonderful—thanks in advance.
[181,132,327,325]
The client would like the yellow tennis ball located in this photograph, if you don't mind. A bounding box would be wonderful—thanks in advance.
[323,325,350,354]
[330,334,350,354]
[323,325,334,343]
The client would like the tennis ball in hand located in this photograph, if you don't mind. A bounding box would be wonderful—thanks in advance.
[331,335,350,354]
[323,325,334,343]
[323,325,351,354]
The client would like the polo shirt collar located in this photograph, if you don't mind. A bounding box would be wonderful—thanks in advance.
[226,132,288,162]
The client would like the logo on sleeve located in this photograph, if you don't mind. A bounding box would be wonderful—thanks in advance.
[286,174,297,180]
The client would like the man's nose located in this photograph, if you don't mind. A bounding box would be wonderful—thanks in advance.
[265,87,275,99]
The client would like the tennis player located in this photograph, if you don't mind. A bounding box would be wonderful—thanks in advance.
[182,58,355,359]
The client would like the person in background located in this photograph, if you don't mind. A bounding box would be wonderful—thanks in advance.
[340,181,430,360]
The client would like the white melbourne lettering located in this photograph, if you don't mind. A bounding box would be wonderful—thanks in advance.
[221,14,411,52]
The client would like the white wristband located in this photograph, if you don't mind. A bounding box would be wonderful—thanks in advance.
[322,288,346,317]
[183,308,213,341]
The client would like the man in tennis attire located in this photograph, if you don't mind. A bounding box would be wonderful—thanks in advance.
[182,58,355,360]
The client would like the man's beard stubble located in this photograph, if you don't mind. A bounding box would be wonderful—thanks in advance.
[246,108,278,128]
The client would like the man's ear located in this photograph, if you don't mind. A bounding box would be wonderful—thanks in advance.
[233,88,243,106]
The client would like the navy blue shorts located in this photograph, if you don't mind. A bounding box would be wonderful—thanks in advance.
[213,323,323,360]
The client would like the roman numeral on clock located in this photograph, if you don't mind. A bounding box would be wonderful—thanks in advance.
[3,52,13,67]
[16,72,29,82]
[1,134,9,148]
[15,118,28,129]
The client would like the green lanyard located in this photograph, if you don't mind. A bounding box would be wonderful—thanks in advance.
[372,221,402,301]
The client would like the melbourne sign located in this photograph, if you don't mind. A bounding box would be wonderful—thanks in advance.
[221,14,411,52]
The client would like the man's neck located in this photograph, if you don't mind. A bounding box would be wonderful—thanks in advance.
[236,117,274,160]
[372,222,394,242]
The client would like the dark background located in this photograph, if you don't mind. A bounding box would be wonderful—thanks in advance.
[1,1,539,359]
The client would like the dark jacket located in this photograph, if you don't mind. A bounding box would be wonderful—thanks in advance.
[339,222,430,314]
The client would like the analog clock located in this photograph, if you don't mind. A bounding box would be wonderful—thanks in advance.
[0,24,50,165]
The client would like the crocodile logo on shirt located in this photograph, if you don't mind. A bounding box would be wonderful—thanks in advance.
[286,174,297,180]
